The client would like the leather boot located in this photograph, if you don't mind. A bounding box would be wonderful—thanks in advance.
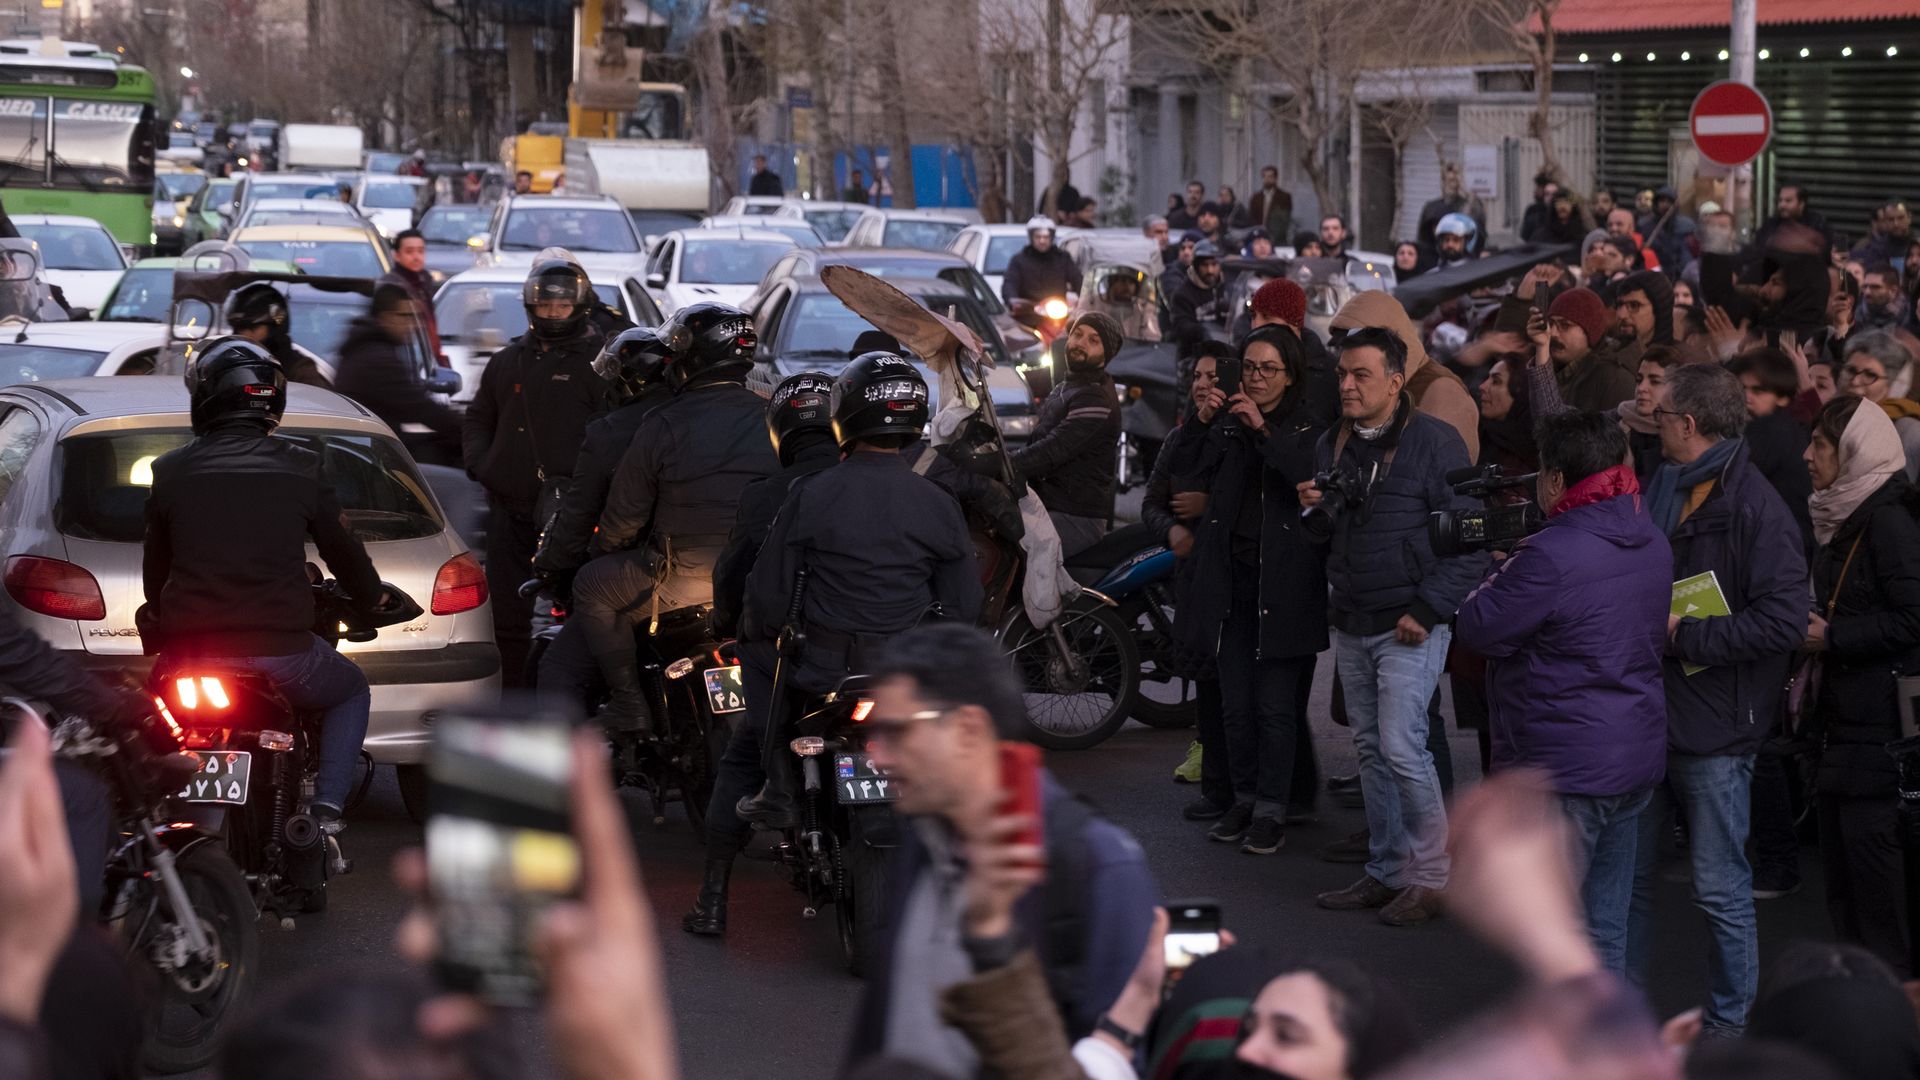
[594,652,653,734]
[681,857,731,936]
[735,759,799,830]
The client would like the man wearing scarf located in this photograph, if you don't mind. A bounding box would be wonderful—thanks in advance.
[1455,411,1671,977]
[1629,363,1808,1036]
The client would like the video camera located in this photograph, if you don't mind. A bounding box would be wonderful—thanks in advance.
[1428,464,1543,556]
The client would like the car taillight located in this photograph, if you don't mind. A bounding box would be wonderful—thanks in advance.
[851,700,874,723]
[432,553,489,615]
[4,556,107,621]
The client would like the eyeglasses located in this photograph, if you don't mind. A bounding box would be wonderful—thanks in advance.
[1243,361,1286,378]
[1650,407,1690,422]
[861,708,947,743]
[1842,365,1886,385]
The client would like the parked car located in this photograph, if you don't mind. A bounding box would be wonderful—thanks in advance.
[717,195,788,217]
[355,176,428,240]
[232,224,393,280]
[771,200,868,244]
[434,266,662,403]
[180,177,238,248]
[415,204,493,277]
[698,214,825,248]
[642,227,797,316]
[0,377,501,776]
[0,321,171,381]
[475,193,646,276]
[841,208,969,252]
[231,197,369,233]
[13,215,129,313]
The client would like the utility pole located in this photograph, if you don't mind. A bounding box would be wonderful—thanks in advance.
[1728,0,1756,231]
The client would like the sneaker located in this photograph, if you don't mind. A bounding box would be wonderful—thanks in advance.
[1378,885,1444,927]
[1752,871,1802,900]
[1173,741,1203,784]
[1208,803,1255,843]
[1316,874,1395,911]
[1182,797,1231,821]
[1241,816,1285,855]
[1318,828,1371,864]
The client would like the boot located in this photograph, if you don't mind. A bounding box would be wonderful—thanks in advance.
[736,759,799,830]
[681,858,731,936]
[594,652,653,734]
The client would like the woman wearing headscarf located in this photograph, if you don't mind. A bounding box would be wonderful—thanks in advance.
[1802,393,1920,975]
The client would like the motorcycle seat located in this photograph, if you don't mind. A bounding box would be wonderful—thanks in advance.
[1064,521,1160,572]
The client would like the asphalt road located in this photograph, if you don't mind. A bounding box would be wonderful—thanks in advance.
[174,657,1832,1080]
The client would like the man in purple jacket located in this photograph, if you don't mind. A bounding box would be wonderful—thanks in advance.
[1456,410,1672,976]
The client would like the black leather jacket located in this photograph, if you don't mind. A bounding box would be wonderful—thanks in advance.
[1010,369,1121,520]
[460,328,608,514]
[533,388,673,576]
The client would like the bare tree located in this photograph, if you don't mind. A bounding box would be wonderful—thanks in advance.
[1508,0,1567,185]
[984,0,1126,215]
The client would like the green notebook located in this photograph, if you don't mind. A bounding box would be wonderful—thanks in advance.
[1671,571,1731,676]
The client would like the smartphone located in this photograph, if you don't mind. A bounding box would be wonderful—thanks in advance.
[427,707,581,1005]
[997,741,1044,852]
[1493,295,1532,335]
[1214,352,1243,401]
[1164,899,1223,974]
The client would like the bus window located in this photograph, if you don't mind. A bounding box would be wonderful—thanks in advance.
[51,100,153,188]
[0,97,47,183]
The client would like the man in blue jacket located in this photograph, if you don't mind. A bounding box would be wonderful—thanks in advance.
[1304,326,1489,927]
[847,623,1159,1075]
[1628,362,1807,1036]
[1456,410,1671,974]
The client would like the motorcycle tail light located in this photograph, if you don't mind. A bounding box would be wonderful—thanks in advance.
[790,736,826,757]
[432,553,489,615]
[259,729,294,752]
[173,675,231,712]
[850,700,874,723]
[4,556,107,621]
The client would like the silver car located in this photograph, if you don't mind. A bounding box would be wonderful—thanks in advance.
[0,378,501,777]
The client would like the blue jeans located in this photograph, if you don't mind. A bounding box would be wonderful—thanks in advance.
[1560,788,1653,976]
[214,635,372,812]
[1333,626,1452,890]
[1627,753,1758,1033]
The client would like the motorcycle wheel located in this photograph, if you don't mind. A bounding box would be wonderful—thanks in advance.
[834,827,887,979]
[1000,597,1140,751]
[1127,592,1198,729]
[135,844,259,1075]
[396,764,430,825]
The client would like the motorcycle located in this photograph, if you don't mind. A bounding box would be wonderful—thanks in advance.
[1062,522,1196,730]
[143,578,421,926]
[1107,342,1184,492]
[1008,294,1075,345]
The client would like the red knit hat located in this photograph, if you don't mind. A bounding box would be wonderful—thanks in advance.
[1547,287,1611,347]
[1250,279,1307,330]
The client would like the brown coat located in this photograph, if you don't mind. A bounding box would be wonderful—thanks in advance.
[938,950,1086,1080]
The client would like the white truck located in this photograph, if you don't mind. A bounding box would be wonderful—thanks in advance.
[561,138,710,237]
[277,124,366,172]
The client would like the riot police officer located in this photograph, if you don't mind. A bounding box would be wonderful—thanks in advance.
[225,282,332,388]
[461,257,610,686]
[532,327,679,713]
[683,353,982,936]
[580,302,778,731]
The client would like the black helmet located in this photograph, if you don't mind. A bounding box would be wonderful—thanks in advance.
[184,336,286,435]
[225,282,289,340]
[767,371,835,464]
[658,301,756,389]
[521,257,592,339]
[591,326,674,406]
[830,352,928,449]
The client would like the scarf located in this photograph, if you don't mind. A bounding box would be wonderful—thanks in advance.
[1612,399,1660,436]
[1646,437,1742,536]
[1552,463,1640,516]
[1809,400,1906,544]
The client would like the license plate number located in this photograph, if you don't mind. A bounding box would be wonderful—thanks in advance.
[702,666,745,714]
[178,750,252,804]
[834,753,895,804]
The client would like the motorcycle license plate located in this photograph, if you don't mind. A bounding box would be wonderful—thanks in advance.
[177,750,252,804]
[702,665,746,714]
[834,753,896,805]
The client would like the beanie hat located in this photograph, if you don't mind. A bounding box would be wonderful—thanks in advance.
[1250,279,1307,330]
[1068,311,1123,362]
[1580,228,1610,261]
[1548,287,1610,346]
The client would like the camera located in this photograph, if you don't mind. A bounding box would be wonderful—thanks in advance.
[1301,465,1377,542]
[1428,465,1543,556]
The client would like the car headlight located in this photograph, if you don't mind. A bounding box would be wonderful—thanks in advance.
[999,414,1034,437]
[173,213,185,228]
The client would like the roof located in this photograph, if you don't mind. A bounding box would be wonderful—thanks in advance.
[801,246,967,266]
[246,198,358,213]
[1546,0,1920,34]
[865,208,969,223]
[666,227,798,245]
[17,377,377,425]
[2,322,165,348]
[232,225,383,243]
[787,201,866,211]
[784,272,970,298]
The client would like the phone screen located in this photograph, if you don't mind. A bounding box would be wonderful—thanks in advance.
[427,709,580,1005]
[1163,899,1223,975]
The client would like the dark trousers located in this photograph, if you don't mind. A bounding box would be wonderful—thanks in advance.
[1196,678,1233,809]
[1216,588,1313,819]
[1818,793,1909,976]
[703,652,774,860]
[535,619,600,719]
[1749,751,1802,885]
[572,548,658,660]
[484,499,539,688]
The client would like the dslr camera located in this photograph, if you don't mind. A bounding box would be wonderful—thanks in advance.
[1300,463,1381,542]
[1428,465,1542,556]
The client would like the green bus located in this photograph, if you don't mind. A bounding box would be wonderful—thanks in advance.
[0,40,156,247]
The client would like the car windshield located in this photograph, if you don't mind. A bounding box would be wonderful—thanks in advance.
[883,220,963,251]
[18,224,122,270]
[249,180,341,203]
[157,173,205,201]
[802,208,864,242]
[436,281,623,342]
[100,267,170,322]
[59,429,444,544]
[361,183,417,210]
[0,344,105,383]
[984,236,1027,274]
[419,207,490,245]
[238,239,384,278]
[500,208,637,252]
[679,239,791,285]
[243,211,354,229]
[201,179,236,212]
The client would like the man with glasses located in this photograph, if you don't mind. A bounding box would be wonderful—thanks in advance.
[1839,330,1920,481]
[1523,286,1635,414]
[334,283,462,462]
[1632,362,1806,1036]
[845,623,1159,1075]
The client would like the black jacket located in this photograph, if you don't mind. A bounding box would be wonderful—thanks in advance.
[1011,369,1120,520]
[531,388,674,576]
[0,607,125,721]
[333,315,462,444]
[460,328,608,514]
[1001,245,1080,306]
[1743,409,1814,557]
[143,425,381,657]
[749,170,784,197]
[710,433,841,638]
[1166,271,1227,357]
[1813,477,1920,797]
[1140,420,1203,547]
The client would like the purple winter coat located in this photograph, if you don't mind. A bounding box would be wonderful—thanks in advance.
[1455,489,1671,797]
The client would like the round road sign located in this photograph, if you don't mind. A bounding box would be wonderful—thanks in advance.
[1690,80,1773,168]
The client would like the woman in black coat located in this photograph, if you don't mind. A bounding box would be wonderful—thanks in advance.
[1804,394,1920,975]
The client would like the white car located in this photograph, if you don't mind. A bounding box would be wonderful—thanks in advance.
[949,223,1084,299]
[231,197,369,233]
[718,195,788,217]
[433,267,664,404]
[13,215,127,313]
[841,208,970,252]
[698,214,825,248]
[642,227,798,316]
[771,200,868,245]
[355,176,428,240]
[475,193,648,279]
[0,320,171,380]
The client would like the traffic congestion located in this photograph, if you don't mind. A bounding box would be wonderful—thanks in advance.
[1,5,1919,1080]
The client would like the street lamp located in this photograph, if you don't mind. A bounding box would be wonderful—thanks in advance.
[179,66,194,79]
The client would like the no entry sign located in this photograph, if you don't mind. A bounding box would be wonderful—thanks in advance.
[1690,80,1773,167]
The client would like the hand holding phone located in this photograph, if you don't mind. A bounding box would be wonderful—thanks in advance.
[958,742,1048,940]
[1163,899,1223,974]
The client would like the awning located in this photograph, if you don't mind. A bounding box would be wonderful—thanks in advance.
[1537,0,1920,35]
